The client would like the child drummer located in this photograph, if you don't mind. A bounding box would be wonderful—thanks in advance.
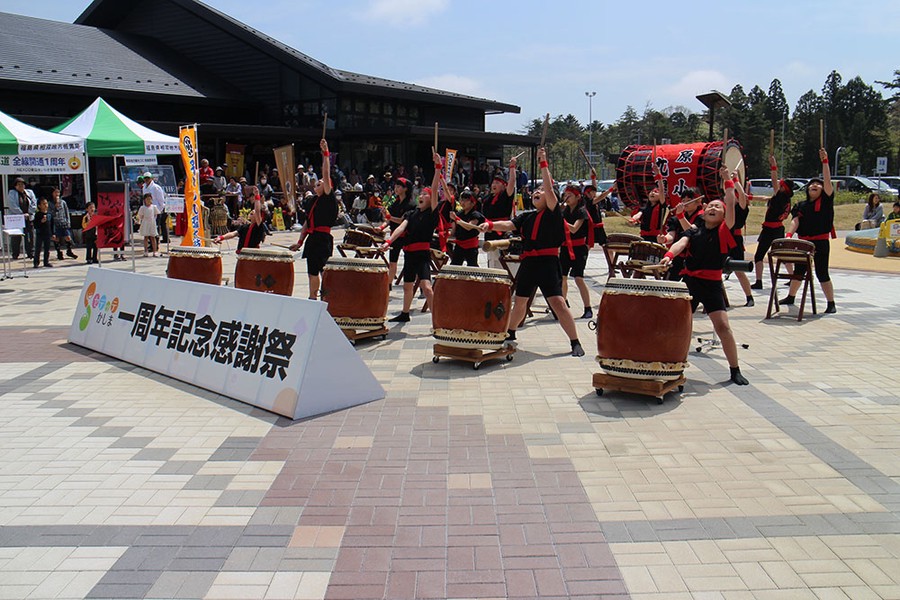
[290,139,337,300]
[449,190,485,266]
[381,150,443,322]
[214,196,266,253]
[659,167,749,386]
[480,148,585,357]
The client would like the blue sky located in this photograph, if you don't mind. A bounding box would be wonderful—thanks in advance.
[7,0,898,133]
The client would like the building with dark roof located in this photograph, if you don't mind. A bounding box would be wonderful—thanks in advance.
[0,0,534,182]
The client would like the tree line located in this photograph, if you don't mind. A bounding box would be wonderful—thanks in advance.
[510,70,899,183]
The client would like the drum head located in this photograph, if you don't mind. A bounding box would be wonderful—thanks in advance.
[723,144,745,186]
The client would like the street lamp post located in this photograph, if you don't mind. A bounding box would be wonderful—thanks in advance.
[585,91,596,176]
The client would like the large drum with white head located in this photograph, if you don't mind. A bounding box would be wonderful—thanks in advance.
[322,257,389,330]
[597,278,692,380]
[167,246,222,285]
[432,266,513,350]
[234,248,295,296]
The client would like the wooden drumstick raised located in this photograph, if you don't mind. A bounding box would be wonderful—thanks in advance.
[434,122,438,152]
[482,239,513,252]
[540,113,550,148]
[322,112,328,140]
[578,147,593,170]
[819,119,824,148]
[769,128,775,157]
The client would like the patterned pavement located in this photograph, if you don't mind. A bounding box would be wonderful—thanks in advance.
[1,231,899,599]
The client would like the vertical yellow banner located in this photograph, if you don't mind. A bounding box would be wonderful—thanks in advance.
[179,125,205,247]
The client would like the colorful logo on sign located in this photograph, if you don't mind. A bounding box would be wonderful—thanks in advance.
[68,156,82,171]
[79,281,120,331]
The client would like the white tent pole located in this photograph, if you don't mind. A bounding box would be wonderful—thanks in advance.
[1,175,9,279]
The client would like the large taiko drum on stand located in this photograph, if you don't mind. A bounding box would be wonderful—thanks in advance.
[321,257,389,330]
[234,248,295,296]
[597,278,692,380]
[432,266,513,350]
[167,246,223,285]
[616,141,745,211]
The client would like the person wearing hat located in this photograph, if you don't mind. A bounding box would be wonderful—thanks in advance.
[380,171,393,195]
[479,149,584,357]
[481,156,517,269]
[560,183,594,319]
[141,171,168,244]
[290,139,337,300]
[4,177,37,259]
[781,148,837,314]
[213,166,226,194]
[198,158,215,195]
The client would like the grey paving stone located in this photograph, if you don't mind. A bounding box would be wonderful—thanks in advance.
[223,546,258,571]
[86,583,154,599]
[156,461,205,475]
[176,571,217,599]
[167,556,227,571]
[556,423,596,434]
[88,425,132,437]
[132,447,178,461]
[72,416,111,428]
[214,490,267,507]
[110,436,156,448]
[183,474,234,490]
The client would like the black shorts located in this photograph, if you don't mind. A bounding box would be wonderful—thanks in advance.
[303,233,333,276]
[594,226,607,247]
[753,226,784,263]
[559,246,588,278]
[402,250,431,283]
[729,235,745,261]
[451,245,479,266]
[515,256,562,299]
[685,276,727,314]
[388,242,403,264]
[793,238,831,283]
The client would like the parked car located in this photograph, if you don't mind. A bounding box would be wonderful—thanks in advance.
[879,176,900,191]
[748,178,805,197]
[831,176,898,197]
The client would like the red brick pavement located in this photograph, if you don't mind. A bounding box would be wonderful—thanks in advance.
[252,399,629,599]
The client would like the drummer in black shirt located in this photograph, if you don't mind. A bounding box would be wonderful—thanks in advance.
[381,151,443,322]
[730,175,754,306]
[751,155,793,290]
[658,188,704,282]
[482,148,585,357]
[659,167,749,385]
[481,157,517,269]
[631,163,667,242]
[380,176,415,286]
[584,169,615,248]
[214,197,266,253]
[449,190,485,266]
[290,139,337,300]
[781,148,837,314]
[560,184,593,319]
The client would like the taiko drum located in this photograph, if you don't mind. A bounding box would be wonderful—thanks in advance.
[166,246,223,285]
[234,248,295,296]
[431,266,512,350]
[321,257,389,330]
[597,278,692,380]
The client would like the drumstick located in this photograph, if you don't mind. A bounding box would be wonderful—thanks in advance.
[269,242,295,250]
[434,122,439,152]
[483,239,513,252]
[578,147,593,170]
[819,119,824,148]
[322,112,328,140]
[512,150,526,161]
[769,129,775,157]
[540,113,550,148]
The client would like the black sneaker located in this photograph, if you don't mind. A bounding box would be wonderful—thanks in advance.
[580,308,593,320]
[388,312,410,323]
[745,296,755,307]
[824,302,837,314]
[778,296,795,306]
[750,281,763,290]
[67,251,78,259]
[571,340,585,357]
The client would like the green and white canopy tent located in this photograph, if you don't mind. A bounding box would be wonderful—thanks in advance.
[1,109,85,224]
[50,98,180,219]
[52,97,178,157]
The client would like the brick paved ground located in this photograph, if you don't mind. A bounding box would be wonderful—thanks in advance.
[1,231,898,599]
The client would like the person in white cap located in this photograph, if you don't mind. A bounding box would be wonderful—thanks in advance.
[141,171,168,244]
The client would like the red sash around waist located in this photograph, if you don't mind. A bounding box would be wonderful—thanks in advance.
[640,229,661,237]
[762,221,784,228]
[732,229,742,236]
[403,241,431,253]
[682,268,723,281]
[310,226,332,234]
[454,237,479,249]
[800,230,836,241]
[521,248,559,259]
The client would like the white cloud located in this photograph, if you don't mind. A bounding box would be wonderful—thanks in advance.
[413,74,488,98]
[664,70,734,101]
[362,0,448,25]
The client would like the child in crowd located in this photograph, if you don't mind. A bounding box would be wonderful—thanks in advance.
[33,197,53,268]
[136,193,160,256]
[82,202,98,264]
